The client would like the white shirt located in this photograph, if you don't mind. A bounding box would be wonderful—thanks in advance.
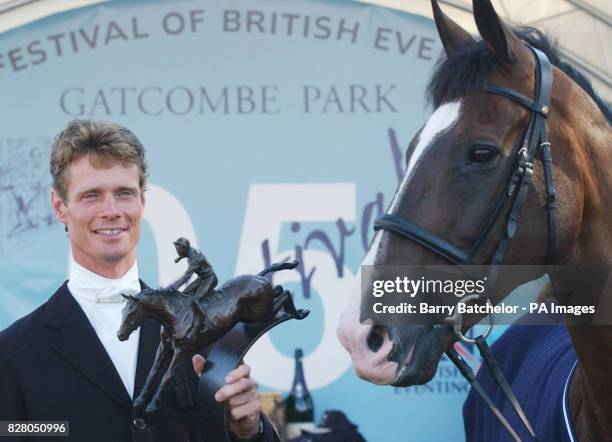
[67,259,141,399]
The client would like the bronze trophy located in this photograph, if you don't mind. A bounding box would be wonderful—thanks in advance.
[118,237,309,440]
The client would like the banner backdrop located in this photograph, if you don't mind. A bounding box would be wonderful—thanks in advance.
[0,0,486,440]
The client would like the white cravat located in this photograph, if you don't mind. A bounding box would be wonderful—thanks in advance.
[68,259,141,399]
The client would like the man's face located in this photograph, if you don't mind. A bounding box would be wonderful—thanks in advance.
[52,155,145,277]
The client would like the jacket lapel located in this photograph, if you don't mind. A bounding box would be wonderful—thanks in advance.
[45,283,133,414]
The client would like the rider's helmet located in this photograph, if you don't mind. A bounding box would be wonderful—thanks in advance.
[173,237,191,257]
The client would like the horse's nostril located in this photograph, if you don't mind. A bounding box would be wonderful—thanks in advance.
[367,325,388,353]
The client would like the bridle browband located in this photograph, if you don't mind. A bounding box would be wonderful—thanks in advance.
[374,45,556,441]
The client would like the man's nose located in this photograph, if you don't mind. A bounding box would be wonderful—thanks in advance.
[100,194,121,218]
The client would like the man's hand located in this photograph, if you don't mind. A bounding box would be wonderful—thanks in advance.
[193,355,262,440]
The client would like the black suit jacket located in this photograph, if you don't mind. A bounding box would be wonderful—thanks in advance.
[0,282,279,442]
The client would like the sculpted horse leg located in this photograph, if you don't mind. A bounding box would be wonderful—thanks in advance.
[144,299,204,413]
[134,331,172,409]
[274,289,308,319]
[273,285,283,296]
[146,348,188,413]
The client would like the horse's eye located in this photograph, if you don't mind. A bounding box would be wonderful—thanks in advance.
[469,146,498,163]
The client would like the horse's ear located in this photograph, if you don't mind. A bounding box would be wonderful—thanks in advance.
[431,0,474,54]
[472,0,529,63]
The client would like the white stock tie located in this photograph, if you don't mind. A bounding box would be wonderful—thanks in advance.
[67,259,142,399]
[70,279,141,304]
[68,260,141,304]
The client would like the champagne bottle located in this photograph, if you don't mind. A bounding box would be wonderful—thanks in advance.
[285,348,315,438]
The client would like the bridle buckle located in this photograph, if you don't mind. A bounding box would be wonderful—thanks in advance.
[444,294,494,344]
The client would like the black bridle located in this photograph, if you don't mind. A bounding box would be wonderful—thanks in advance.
[374,45,556,441]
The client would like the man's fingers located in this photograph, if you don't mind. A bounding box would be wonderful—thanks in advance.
[225,363,251,383]
[192,354,206,376]
[221,363,261,439]
[228,388,258,408]
[215,378,257,402]
[228,399,261,422]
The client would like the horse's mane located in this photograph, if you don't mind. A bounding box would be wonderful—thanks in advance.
[426,27,611,124]
[140,287,191,299]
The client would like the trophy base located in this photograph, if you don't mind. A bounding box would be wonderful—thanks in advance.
[197,310,309,441]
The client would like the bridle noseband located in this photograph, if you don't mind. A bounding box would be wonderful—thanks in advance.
[374,45,556,442]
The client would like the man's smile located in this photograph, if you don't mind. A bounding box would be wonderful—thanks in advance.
[93,228,128,237]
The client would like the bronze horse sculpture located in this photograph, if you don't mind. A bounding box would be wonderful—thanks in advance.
[338,0,611,441]
[118,260,308,413]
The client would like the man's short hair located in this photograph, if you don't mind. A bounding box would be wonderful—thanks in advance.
[50,119,148,200]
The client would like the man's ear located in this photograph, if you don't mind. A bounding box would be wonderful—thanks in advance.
[51,190,67,224]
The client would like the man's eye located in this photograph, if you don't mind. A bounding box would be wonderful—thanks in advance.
[469,146,498,163]
[82,192,98,199]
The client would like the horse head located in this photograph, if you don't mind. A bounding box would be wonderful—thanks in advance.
[338,0,611,387]
[118,286,195,342]
[118,292,147,341]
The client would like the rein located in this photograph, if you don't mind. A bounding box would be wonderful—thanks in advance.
[374,45,556,441]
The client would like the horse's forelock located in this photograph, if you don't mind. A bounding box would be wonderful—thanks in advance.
[427,27,610,124]
[427,40,495,108]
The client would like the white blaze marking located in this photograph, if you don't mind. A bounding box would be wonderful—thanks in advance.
[338,101,463,379]
[363,231,382,265]
[340,232,381,332]
[337,231,382,350]
[388,101,462,214]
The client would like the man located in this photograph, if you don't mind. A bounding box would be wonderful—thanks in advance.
[0,120,278,441]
